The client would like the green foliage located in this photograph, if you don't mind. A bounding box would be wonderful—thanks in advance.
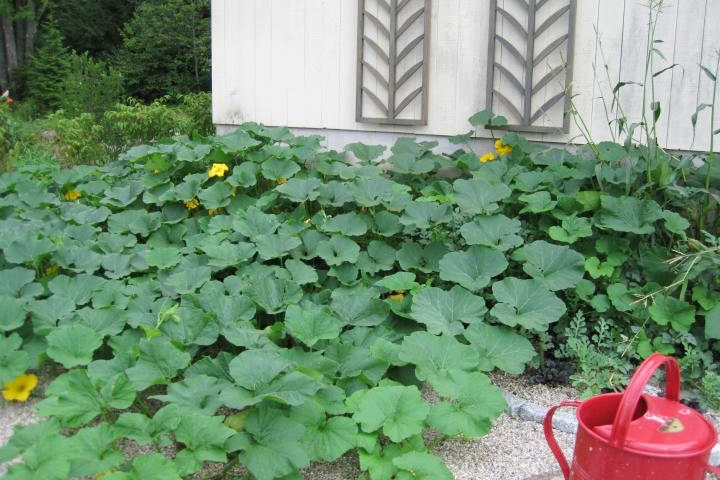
[24,19,70,114]
[116,0,210,99]
[0,113,717,478]
[51,0,142,56]
[59,52,124,118]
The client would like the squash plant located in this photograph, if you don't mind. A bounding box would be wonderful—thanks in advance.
[0,115,716,479]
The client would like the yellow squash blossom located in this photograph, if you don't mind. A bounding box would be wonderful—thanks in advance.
[208,208,224,216]
[2,374,38,402]
[276,177,288,185]
[184,198,200,210]
[388,290,406,302]
[495,139,513,156]
[44,264,60,277]
[480,152,496,163]
[64,190,81,201]
[208,163,230,178]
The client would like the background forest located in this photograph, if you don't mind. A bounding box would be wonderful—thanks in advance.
[0,0,213,170]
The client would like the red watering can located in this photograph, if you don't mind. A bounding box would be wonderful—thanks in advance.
[544,353,720,479]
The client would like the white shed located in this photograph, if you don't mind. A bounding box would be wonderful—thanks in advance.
[212,0,719,153]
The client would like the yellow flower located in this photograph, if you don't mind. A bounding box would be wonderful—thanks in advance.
[153,169,160,174]
[64,190,81,201]
[388,290,406,302]
[276,177,287,185]
[303,218,311,225]
[184,198,200,210]
[480,152,496,163]
[2,374,38,402]
[208,208,223,216]
[208,163,230,178]
[44,264,60,277]
[495,139,513,156]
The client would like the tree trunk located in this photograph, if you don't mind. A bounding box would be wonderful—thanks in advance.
[1,15,18,82]
[0,34,8,89]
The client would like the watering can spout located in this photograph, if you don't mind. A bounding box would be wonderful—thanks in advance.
[543,354,719,480]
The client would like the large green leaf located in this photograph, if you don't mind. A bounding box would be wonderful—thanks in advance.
[321,212,369,236]
[150,375,223,415]
[426,369,506,438]
[648,295,696,332]
[0,267,35,296]
[0,333,30,385]
[106,454,182,480]
[125,339,191,391]
[46,324,103,368]
[398,331,479,381]
[173,415,235,475]
[276,177,321,202]
[490,278,566,332]
[352,385,429,442]
[453,178,511,215]
[37,371,134,427]
[410,286,487,335]
[393,452,454,480]
[0,295,26,331]
[598,196,663,234]
[290,401,357,462]
[463,323,535,374]
[285,303,341,347]
[316,235,361,266]
[460,215,524,251]
[439,246,508,291]
[247,277,303,314]
[521,240,585,291]
[229,408,309,480]
[255,233,301,260]
[221,349,323,409]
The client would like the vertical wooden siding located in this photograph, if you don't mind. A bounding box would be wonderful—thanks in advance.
[212,0,720,152]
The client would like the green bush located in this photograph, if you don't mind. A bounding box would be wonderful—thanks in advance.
[46,110,108,165]
[176,91,213,136]
[103,97,177,153]
[0,104,10,170]
[115,0,210,100]
[59,52,124,118]
[24,19,71,114]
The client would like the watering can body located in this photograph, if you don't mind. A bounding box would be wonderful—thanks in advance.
[544,354,720,480]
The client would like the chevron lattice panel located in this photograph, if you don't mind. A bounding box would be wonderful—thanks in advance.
[356,0,430,126]
[487,0,577,133]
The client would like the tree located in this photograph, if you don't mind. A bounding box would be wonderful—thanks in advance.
[0,0,54,88]
[51,0,141,57]
[115,0,210,100]
[24,17,69,112]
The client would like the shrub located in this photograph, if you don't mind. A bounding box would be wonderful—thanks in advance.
[24,19,70,114]
[115,0,210,100]
[176,91,213,136]
[46,110,108,165]
[103,97,177,153]
[59,52,124,118]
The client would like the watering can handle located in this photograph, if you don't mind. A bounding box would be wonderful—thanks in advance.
[610,353,680,448]
[543,400,581,480]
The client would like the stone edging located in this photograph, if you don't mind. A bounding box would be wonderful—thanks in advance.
[502,389,720,466]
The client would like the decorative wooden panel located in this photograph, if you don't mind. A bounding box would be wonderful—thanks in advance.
[356,0,431,125]
[486,0,577,133]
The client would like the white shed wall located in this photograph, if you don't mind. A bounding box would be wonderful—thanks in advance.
[212,0,720,152]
